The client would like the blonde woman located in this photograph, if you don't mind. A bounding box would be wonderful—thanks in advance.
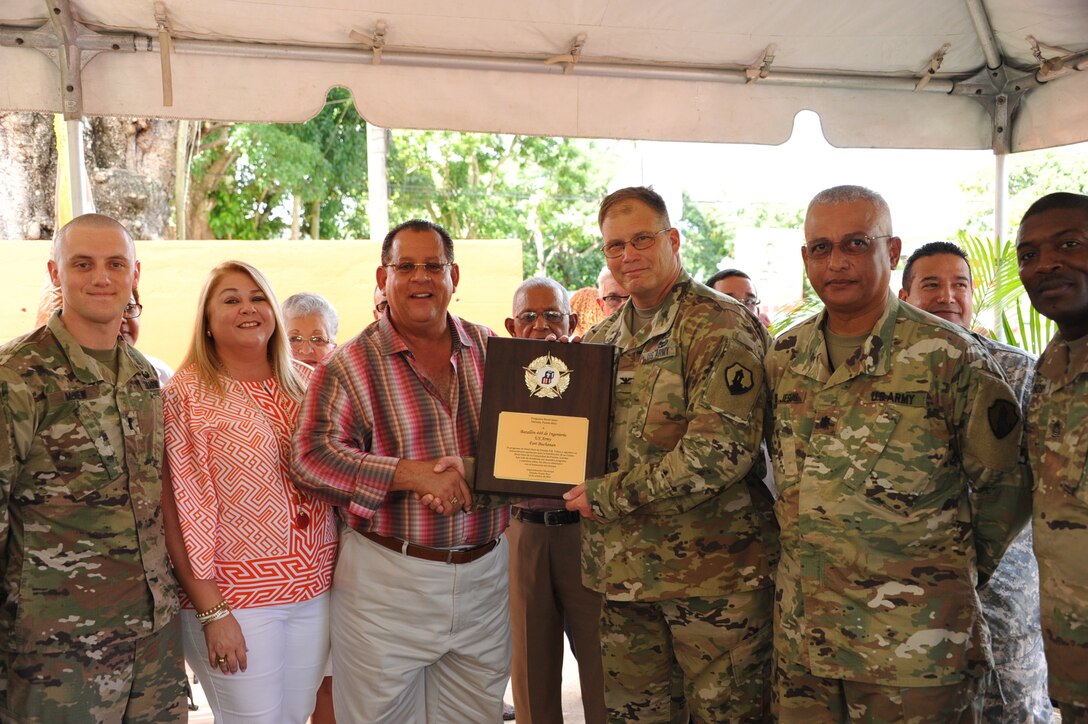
[162,261,336,723]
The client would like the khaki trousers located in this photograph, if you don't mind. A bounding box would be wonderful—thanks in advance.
[330,528,511,724]
[508,516,606,724]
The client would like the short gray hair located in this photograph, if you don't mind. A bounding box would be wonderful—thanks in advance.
[513,277,571,314]
[282,292,339,338]
[807,185,892,235]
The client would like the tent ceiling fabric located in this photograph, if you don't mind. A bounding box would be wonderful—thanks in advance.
[1,0,1086,152]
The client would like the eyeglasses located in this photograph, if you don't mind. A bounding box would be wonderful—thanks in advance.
[728,294,761,308]
[602,228,671,259]
[123,303,142,319]
[515,311,570,325]
[375,300,388,314]
[804,234,891,260]
[383,262,452,276]
[288,335,333,348]
[600,294,629,307]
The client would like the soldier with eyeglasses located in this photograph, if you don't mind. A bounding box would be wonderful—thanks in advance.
[766,185,1028,722]
[563,186,778,722]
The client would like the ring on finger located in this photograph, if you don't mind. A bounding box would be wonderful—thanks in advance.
[449,496,458,505]
[216,655,227,664]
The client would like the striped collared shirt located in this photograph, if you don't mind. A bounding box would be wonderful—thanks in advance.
[291,313,508,548]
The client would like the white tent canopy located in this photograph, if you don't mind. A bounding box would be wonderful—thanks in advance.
[2,0,1087,153]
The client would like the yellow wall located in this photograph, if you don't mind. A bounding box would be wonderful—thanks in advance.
[1,239,523,368]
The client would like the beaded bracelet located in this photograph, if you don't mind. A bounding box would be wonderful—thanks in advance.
[195,600,231,625]
[198,607,232,627]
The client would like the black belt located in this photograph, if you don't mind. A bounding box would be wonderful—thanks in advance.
[512,507,581,526]
[360,531,498,564]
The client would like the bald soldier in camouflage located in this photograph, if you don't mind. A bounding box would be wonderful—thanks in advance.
[899,241,1051,723]
[563,186,778,723]
[0,215,184,722]
[1017,192,1088,722]
[766,186,1028,723]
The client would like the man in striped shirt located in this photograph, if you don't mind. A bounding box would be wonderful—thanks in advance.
[291,219,511,723]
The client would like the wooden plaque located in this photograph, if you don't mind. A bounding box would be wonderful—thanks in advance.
[475,337,614,498]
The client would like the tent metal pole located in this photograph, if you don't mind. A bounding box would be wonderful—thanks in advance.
[993,151,1010,341]
[994,152,1009,249]
[54,116,93,226]
[150,38,959,93]
[366,123,389,244]
[964,0,1002,71]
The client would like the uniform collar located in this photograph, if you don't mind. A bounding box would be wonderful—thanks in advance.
[48,309,144,386]
[790,289,898,384]
[1037,330,1088,389]
[608,268,691,350]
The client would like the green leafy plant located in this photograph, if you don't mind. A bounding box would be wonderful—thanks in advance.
[959,231,1054,355]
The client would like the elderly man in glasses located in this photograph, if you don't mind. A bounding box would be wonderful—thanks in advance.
[563,186,778,722]
[501,277,606,724]
[766,185,1029,722]
[282,292,339,367]
[292,219,514,723]
[596,265,629,316]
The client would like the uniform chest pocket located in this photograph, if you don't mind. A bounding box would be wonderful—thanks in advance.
[42,402,121,502]
[637,357,687,451]
[841,405,944,517]
[1042,417,1088,504]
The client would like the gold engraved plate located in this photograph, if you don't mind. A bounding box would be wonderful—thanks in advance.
[524,353,571,399]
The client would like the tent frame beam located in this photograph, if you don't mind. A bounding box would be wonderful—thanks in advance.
[2,10,1086,152]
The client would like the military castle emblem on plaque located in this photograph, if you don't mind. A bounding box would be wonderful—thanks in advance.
[524,353,571,399]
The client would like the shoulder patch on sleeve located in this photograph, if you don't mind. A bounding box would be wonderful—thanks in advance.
[703,341,763,421]
[965,375,1021,472]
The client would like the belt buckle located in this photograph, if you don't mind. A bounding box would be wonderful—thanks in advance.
[543,510,565,526]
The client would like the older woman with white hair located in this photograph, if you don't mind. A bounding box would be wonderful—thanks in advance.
[162,261,337,723]
[281,292,339,367]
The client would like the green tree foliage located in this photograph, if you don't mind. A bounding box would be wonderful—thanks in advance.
[194,88,368,240]
[189,91,613,288]
[960,147,1088,237]
[736,203,804,231]
[677,192,735,282]
[386,131,608,288]
[959,231,1055,354]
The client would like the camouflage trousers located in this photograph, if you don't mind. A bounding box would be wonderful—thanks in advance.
[0,617,186,724]
[773,656,988,724]
[600,587,773,724]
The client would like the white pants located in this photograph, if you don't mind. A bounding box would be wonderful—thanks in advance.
[182,593,330,724]
[331,528,511,724]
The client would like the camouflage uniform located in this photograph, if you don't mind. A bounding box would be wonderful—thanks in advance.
[1027,331,1088,717]
[765,292,1028,721]
[972,334,1052,724]
[581,270,779,723]
[0,312,184,723]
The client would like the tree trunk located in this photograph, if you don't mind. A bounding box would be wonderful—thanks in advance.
[0,112,57,240]
[186,123,237,240]
[290,195,301,240]
[310,199,321,240]
[85,117,178,239]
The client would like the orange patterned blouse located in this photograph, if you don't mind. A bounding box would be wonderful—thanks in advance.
[164,363,336,609]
